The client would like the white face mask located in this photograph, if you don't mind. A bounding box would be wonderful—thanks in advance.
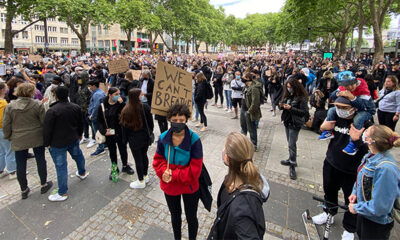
[336,107,355,119]
[362,131,375,145]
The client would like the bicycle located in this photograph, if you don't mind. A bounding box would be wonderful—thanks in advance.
[302,196,348,240]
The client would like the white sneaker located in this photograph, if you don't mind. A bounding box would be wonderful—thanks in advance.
[86,139,96,148]
[224,108,228,111]
[0,171,9,178]
[75,171,89,180]
[191,118,198,122]
[48,193,68,202]
[272,111,276,117]
[312,212,334,225]
[195,123,203,128]
[130,180,145,189]
[341,230,354,240]
[200,127,208,132]
[8,172,17,180]
[144,175,150,184]
[227,109,232,113]
[79,138,89,145]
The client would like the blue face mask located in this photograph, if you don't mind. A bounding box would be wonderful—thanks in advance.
[112,95,119,102]
[236,76,241,80]
[140,95,146,102]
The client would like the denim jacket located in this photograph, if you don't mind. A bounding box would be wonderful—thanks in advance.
[352,151,400,224]
[88,88,105,120]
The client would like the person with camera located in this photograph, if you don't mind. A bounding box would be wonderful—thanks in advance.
[279,77,309,180]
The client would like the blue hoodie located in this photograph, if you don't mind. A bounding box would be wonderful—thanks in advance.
[352,151,400,224]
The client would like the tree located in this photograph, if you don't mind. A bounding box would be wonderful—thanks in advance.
[114,0,148,52]
[53,0,113,53]
[368,0,397,63]
[1,0,52,54]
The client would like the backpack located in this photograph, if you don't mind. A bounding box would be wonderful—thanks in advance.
[206,82,214,100]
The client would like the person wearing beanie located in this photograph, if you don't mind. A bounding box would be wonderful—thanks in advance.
[319,71,376,156]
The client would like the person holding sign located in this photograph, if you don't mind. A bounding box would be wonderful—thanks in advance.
[153,103,203,240]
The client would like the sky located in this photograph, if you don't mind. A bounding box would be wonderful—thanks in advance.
[210,0,285,19]
[210,0,399,29]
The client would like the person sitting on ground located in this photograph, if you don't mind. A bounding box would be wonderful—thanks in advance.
[319,71,376,156]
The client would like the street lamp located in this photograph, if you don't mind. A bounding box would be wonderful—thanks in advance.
[307,27,311,54]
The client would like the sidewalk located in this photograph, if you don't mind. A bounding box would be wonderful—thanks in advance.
[0,101,399,240]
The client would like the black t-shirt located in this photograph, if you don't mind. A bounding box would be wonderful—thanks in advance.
[325,117,369,175]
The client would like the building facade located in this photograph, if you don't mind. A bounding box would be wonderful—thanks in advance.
[0,10,165,54]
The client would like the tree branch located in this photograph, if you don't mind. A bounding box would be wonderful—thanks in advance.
[11,19,42,35]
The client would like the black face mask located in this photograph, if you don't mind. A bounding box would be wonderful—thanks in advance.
[171,122,186,133]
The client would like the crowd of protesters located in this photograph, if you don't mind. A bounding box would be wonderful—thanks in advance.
[0,50,399,239]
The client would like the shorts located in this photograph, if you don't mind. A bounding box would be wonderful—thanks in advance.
[232,98,242,109]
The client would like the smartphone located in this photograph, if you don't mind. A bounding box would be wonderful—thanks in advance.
[109,129,115,135]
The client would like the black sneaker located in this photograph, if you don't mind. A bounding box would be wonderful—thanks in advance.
[41,181,53,194]
[21,187,30,199]
[122,165,135,175]
[280,159,298,167]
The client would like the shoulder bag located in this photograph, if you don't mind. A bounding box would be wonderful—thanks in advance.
[95,103,107,144]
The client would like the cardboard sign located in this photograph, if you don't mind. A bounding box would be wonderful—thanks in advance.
[151,61,192,116]
[28,54,43,62]
[0,64,6,76]
[131,70,141,80]
[108,59,129,74]
[17,55,23,65]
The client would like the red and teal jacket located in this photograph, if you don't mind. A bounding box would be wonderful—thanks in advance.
[153,127,203,196]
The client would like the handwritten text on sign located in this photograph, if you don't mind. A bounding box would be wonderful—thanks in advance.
[151,61,192,116]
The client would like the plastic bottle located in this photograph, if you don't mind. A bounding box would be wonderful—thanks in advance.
[111,162,118,183]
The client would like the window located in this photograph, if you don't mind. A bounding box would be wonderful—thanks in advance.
[35,36,45,43]
[60,27,68,34]
[1,29,5,39]
[72,38,79,46]
[98,40,104,48]
[98,25,102,35]
[1,13,6,22]
[86,40,90,47]
[61,38,68,45]
[34,25,40,31]
[52,26,57,32]
[48,18,56,22]
[49,37,57,44]
[121,27,125,36]
[22,31,28,39]
[20,17,27,25]
[104,27,109,36]
[92,37,96,47]
[105,40,110,49]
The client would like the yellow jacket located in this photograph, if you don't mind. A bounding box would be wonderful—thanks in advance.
[0,99,7,129]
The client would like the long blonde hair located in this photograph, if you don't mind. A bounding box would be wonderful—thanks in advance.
[224,132,263,193]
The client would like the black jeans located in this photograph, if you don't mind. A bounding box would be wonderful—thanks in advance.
[165,190,200,240]
[356,215,394,240]
[240,108,258,147]
[129,144,149,181]
[15,146,47,191]
[285,126,300,164]
[214,85,223,105]
[322,160,357,233]
[82,111,90,139]
[378,109,398,131]
[197,102,207,127]
[106,135,128,167]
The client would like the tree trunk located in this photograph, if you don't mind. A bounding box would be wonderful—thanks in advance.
[186,41,189,54]
[355,26,364,58]
[339,32,348,57]
[195,40,200,53]
[4,10,14,54]
[206,43,209,53]
[126,29,132,53]
[334,38,340,56]
[79,37,86,54]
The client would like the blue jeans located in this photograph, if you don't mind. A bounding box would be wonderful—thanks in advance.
[0,129,16,172]
[224,90,232,109]
[192,92,199,119]
[91,119,105,151]
[327,108,372,130]
[49,140,86,195]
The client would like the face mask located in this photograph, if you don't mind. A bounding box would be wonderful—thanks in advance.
[170,122,186,133]
[362,131,375,145]
[236,76,240,80]
[88,87,92,92]
[140,95,146,102]
[336,107,355,119]
[287,88,293,94]
[112,95,119,102]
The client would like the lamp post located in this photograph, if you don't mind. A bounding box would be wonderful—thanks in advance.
[350,28,354,59]
[307,27,311,55]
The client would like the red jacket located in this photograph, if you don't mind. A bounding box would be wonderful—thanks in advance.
[339,78,370,98]
[153,128,203,196]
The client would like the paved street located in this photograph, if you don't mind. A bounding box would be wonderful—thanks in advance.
[1,100,399,240]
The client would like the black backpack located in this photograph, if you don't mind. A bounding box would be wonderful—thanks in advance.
[206,82,214,100]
